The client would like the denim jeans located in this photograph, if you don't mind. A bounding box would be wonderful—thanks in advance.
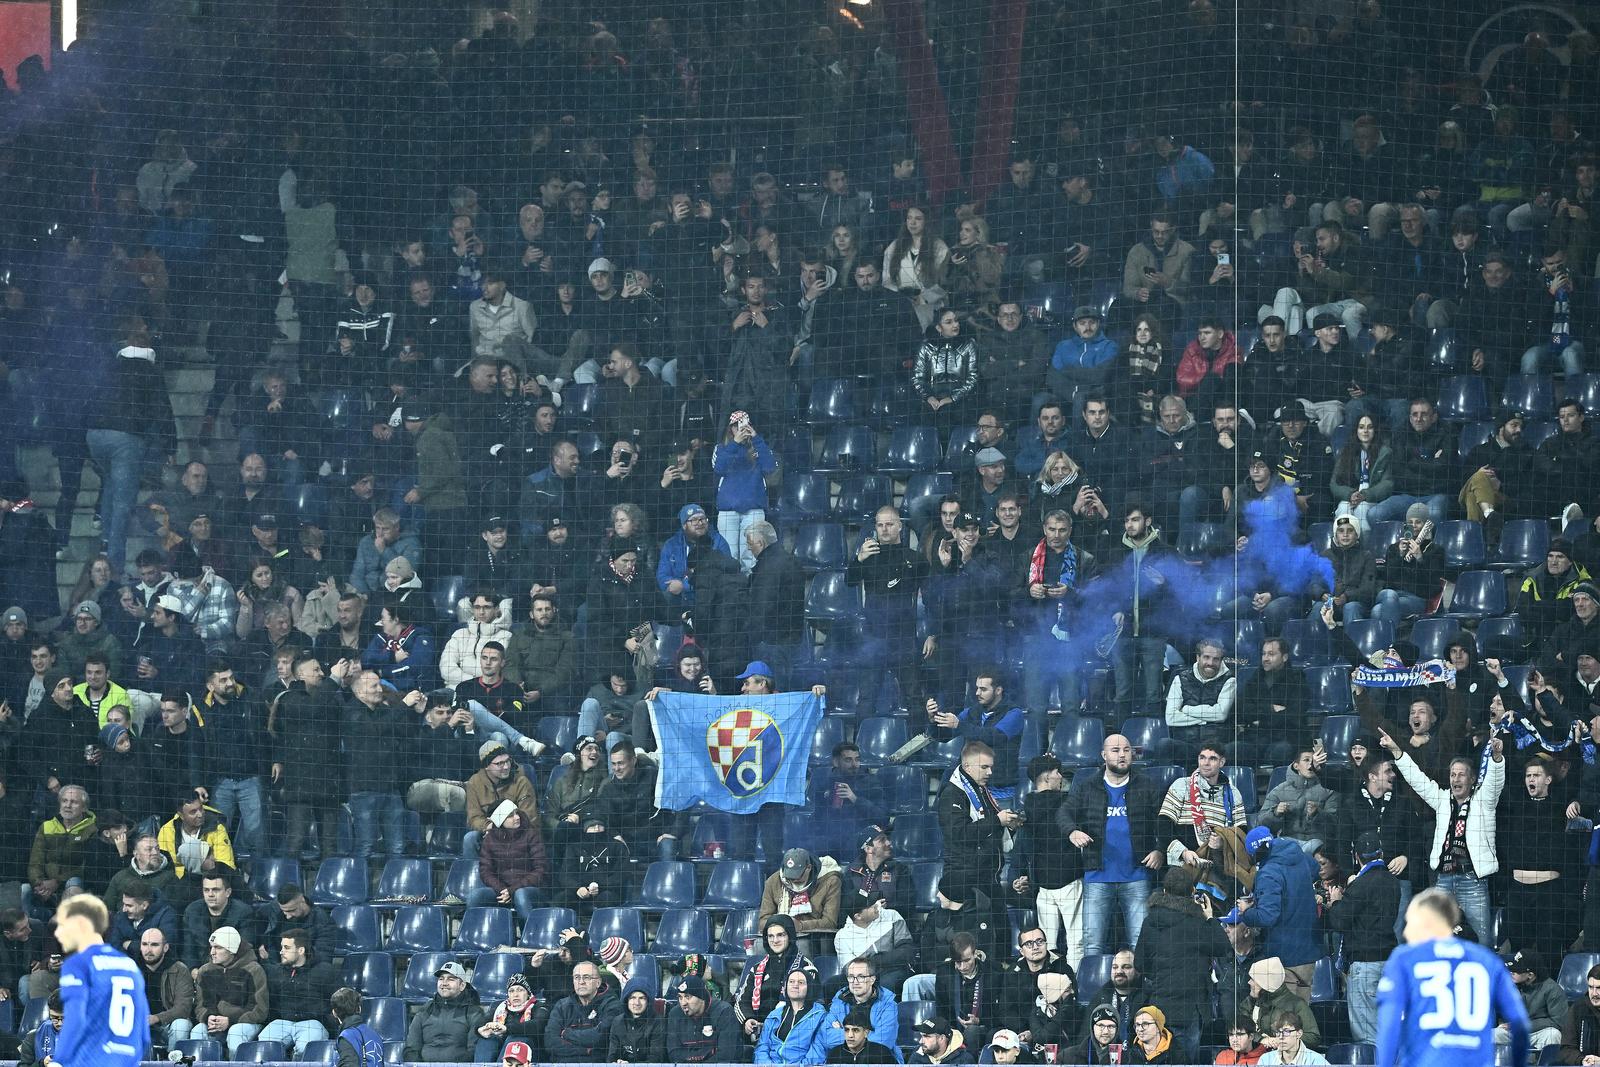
[349,791,406,858]
[1081,877,1151,958]
[1372,589,1428,628]
[1435,873,1492,949]
[1521,340,1585,375]
[1347,960,1383,1043]
[1367,493,1451,526]
[210,776,265,854]
[577,698,629,753]
[1024,637,1079,724]
[466,885,545,915]
[224,1022,263,1055]
[86,428,146,572]
[1113,636,1167,714]
[259,1018,329,1053]
[1308,297,1367,337]
[466,701,536,750]
[717,509,766,573]
[163,1018,197,1049]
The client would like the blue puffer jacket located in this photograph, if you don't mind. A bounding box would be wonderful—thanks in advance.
[1241,836,1322,967]
[713,435,777,513]
[656,530,733,606]
[755,1000,829,1065]
[818,985,903,1062]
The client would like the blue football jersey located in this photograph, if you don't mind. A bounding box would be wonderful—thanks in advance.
[1376,937,1528,1067]
[55,942,148,1067]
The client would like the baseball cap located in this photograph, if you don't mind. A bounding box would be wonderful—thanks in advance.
[914,1017,952,1037]
[1311,312,1343,331]
[1245,826,1274,853]
[1,606,25,626]
[737,660,774,680]
[955,512,983,529]
[588,257,616,276]
[482,514,508,533]
[73,601,101,622]
[990,1030,1022,1051]
[502,1041,533,1064]
[402,403,429,422]
[781,848,813,880]
[974,446,1006,466]
[209,927,242,954]
[1071,304,1102,321]
[154,594,186,615]
[251,511,279,530]
[1273,405,1308,422]
[435,961,470,981]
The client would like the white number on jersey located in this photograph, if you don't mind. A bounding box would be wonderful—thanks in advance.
[1414,960,1491,1031]
[109,975,138,1037]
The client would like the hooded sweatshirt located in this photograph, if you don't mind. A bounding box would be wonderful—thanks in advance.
[736,915,815,1026]
[607,977,666,1061]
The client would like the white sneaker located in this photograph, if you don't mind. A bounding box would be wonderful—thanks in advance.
[517,737,546,758]
[1563,503,1584,529]
[560,752,575,766]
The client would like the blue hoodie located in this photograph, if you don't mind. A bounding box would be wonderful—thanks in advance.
[756,998,829,1064]
[656,529,733,605]
[819,984,903,1062]
[1241,836,1322,967]
[713,434,778,513]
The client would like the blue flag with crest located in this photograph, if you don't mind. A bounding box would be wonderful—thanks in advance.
[650,692,822,814]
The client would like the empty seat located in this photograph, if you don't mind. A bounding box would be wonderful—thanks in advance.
[903,472,956,531]
[1408,617,1462,661]
[1229,769,1258,813]
[897,1000,937,1042]
[809,718,850,765]
[367,996,408,1042]
[431,576,467,625]
[388,906,448,954]
[454,907,516,954]
[1177,522,1226,561]
[882,425,943,475]
[534,714,579,753]
[1076,954,1113,1005]
[1525,420,1560,450]
[520,907,581,949]
[879,764,931,814]
[1476,616,1527,661]
[1051,715,1106,767]
[870,377,916,426]
[1435,520,1486,568]
[808,377,862,424]
[702,860,766,910]
[1280,618,1336,667]
[1457,421,1494,459]
[856,716,909,766]
[818,424,876,472]
[1344,619,1395,658]
[374,858,434,904]
[833,473,895,523]
[300,1041,341,1064]
[311,858,368,907]
[1119,716,1168,757]
[687,813,737,863]
[792,522,847,572]
[1319,715,1361,765]
[400,951,457,1002]
[654,908,712,955]
[1307,521,1334,554]
[562,381,601,423]
[248,857,300,899]
[235,1041,289,1062]
[1491,518,1550,569]
[173,1039,226,1061]
[805,570,863,625]
[778,472,832,524]
[1572,373,1600,416]
[1306,665,1354,714]
[1558,952,1600,999]
[634,861,698,911]
[1369,521,1405,558]
[333,904,382,953]
[1327,1043,1375,1064]
[911,862,944,912]
[717,908,763,955]
[471,952,525,1002]
[1232,618,1265,666]
[1438,375,1489,421]
[889,812,942,863]
[587,907,647,952]
[1445,570,1507,618]
[1502,373,1556,419]
[1309,957,1339,1003]
[340,951,396,997]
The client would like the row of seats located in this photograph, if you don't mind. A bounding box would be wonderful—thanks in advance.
[1303,517,1560,571]
[1436,371,1600,423]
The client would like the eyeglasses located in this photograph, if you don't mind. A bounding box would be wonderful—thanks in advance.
[1020,938,1046,948]
[847,974,873,982]
[1275,1028,1302,1036]
[1134,1021,1158,1030]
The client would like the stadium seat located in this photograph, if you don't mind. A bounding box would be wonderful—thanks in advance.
[879,764,931,813]
[588,907,648,952]
[1457,420,1493,458]
[340,951,396,997]
[654,908,713,955]
[333,904,382,953]
[235,1041,289,1062]
[534,714,579,754]
[431,575,466,624]
[778,472,832,525]
[1558,952,1600,999]
[1445,570,1507,618]
[375,857,434,904]
[428,815,468,860]
[856,716,909,766]
[520,907,581,949]
[890,812,943,863]
[367,997,408,1042]
[1344,619,1394,659]
[871,378,916,426]
[833,473,895,523]
[1502,374,1556,419]
[1280,618,1336,667]
[1427,328,1463,371]
[562,381,601,424]
[898,1000,937,1044]
[1491,518,1550,569]
[1307,521,1334,554]
[1145,764,1185,792]
[1309,957,1339,1002]
[1177,522,1226,561]
[814,954,842,985]
[1476,616,1527,661]
[1368,521,1405,558]
[1326,1043,1375,1064]
[1408,617,1462,662]
[809,717,850,765]
[903,473,956,531]
[818,424,876,472]
[702,860,765,910]
[1435,520,1486,569]
[248,857,300,899]
[792,521,847,572]
[807,377,862,424]
[384,1042,404,1063]
[1438,375,1489,422]
[630,953,662,996]
[911,862,944,912]
[471,952,525,1002]
[717,908,763,955]
[445,858,488,904]
[1572,373,1600,416]
[687,813,736,863]
[1232,618,1265,665]
[1229,769,1258,813]
[311,857,368,907]
[292,483,329,528]
[1051,715,1106,767]
[454,907,516,954]
[1077,954,1113,1005]
[805,570,863,625]
[572,431,605,465]
[300,1041,341,1064]
[882,425,943,476]
[634,861,698,910]
[1525,420,1560,450]
[173,1040,226,1061]
[1319,715,1361,765]
[400,952,457,1002]
[1119,716,1168,757]
[388,905,448,954]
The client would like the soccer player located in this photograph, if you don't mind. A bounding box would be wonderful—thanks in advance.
[53,894,149,1066]
[1375,887,1528,1067]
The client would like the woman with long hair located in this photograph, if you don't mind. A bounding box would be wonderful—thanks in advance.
[235,556,303,638]
[1329,415,1392,536]
[911,308,980,434]
[1120,314,1171,425]
[64,554,117,621]
[946,216,1005,314]
[826,224,862,286]
[883,206,949,326]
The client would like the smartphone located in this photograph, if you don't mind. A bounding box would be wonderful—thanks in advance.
[1216,253,1230,266]
[618,452,633,468]
[1142,266,1158,277]
[624,270,638,289]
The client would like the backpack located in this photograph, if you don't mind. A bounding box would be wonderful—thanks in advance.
[339,1023,385,1067]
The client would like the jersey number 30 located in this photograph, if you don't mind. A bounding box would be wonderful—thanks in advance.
[109,976,138,1038]
[1415,960,1491,1030]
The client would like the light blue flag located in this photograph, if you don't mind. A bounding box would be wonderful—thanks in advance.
[650,691,823,814]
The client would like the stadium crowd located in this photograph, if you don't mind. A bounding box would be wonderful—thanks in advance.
[4,0,1600,1062]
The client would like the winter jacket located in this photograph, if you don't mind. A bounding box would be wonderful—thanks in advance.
[1561,995,1600,1063]
[758,857,843,934]
[1322,864,1400,964]
[1122,238,1196,308]
[608,977,666,1061]
[181,898,262,968]
[977,322,1050,406]
[413,414,469,511]
[269,679,344,803]
[1165,662,1236,731]
[748,545,808,647]
[1329,445,1395,506]
[502,623,577,700]
[405,988,487,1061]
[264,953,338,1021]
[88,345,178,447]
[1320,541,1378,607]
[1175,334,1240,401]
[1240,837,1321,967]
[1396,750,1504,875]
[665,1000,743,1063]
[913,333,981,402]
[156,806,237,877]
[1258,774,1339,843]
[349,529,424,596]
[832,907,915,974]
[936,774,1007,902]
[139,953,195,1027]
[470,293,537,358]
[713,435,778,513]
[361,625,437,691]
[820,984,902,1061]
[545,763,607,838]
[1047,333,1120,398]
[439,620,514,688]
[1059,768,1163,875]
[757,1000,829,1064]
[546,990,620,1060]
[103,854,179,914]
[1235,667,1308,751]
[1134,890,1233,1028]
[466,766,539,833]
[1388,422,1456,497]
[194,953,270,1026]
[656,529,734,605]
[478,819,549,893]
[27,813,97,885]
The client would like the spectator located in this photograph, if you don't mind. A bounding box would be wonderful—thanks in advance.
[272,655,346,860]
[996,921,1074,1036]
[28,785,97,912]
[1103,502,1172,713]
[1255,1010,1326,1065]
[930,671,1026,800]
[712,411,776,574]
[1234,828,1320,1003]
[1135,866,1232,1054]
[155,794,236,879]
[1330,420,1393,538]
[1320,516,1378,626]
[1232,639,1309,766]
[478,800,548,913]
[827,1004,899,1064]
[911,1016,975,1066]
[607,975,666,1062]
[504,593,577,715]
[1162,643,1237,756]
[1370,504,1447,627]
[1016,512,1095,723]
[735,914,816,1041]
[834,893,915,994]
[844,825,913,919]
[757,966,829,1065]
[810,747,889,863]
[1068,1006,1123,1065]
[1257,749,1338,857]
[350,509,424,597]
[406,960,487,1062]
[1500,757,1581,962]
[847,507,931,712]
[441,590,514,687]
[466,740,539,833]
[666,973,742,1063]
[1500,950,1567,1053]
[1244,959,1318,1051]
[1157,742,1247,866]
[1215,1016,1267,1066]
[599,743,679,858]
[1062,735,1162,958]
[1559,962,1600,1064]
[259,927,337,1055]
[558,815,628,921]
[181,872,260,968]
[819,955,901,1059]
[1048,307,1119,411]
[1368,399,1455,527]
[746,521,808,674]
[1013,756,1084,967]
[262,885,337,963]
[361,597,437,691]
[136,926,196,1051]
[1517,540,1591,647]
[937,739,1021,909]
[1015,401,1072,479]
[134,594,205,696]
[195,662,268,856]
[1120,214,1195,323]
[759,847,843,938]
[192,925,270,1055]
[1322,831,1400,1043]
[476,973,547,1062]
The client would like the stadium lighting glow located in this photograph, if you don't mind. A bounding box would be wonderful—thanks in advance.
[61,0,76,47]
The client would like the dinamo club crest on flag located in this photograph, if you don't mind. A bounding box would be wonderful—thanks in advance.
[706,707,784,798]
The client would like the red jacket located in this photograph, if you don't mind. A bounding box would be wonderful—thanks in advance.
[1175,333,1239,397]
[477,821,549,893]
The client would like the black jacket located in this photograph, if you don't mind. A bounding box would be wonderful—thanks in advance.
[269,680,343,802]
[748,545,807,647]
[937,776,1005,902]
[1323,865,1400,963]
[1058,769,1162,875]
[1133,890,1233,1028]
[265,953,339,1021]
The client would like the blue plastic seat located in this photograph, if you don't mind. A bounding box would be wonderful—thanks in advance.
[571,431,606,465]
[1572,373,1600,416]
[1280,618,1336,667]
[882,425,943,476]
[778,471,832,525]
[805,570,863,625]
[1327,1043,1375,1064]
[563,381,602,424]
[1492,518,1551,569]
[1145,764,1185,792]
[879,764,931,814]
[1232,617,1265,666]
[654,908,713,955]
[702,860,765,910]
[833,473,895,523]
[630,953,662,997]
[1229,769,1258,813]
[1345,619,1395,659]
[1369,521,1405,558]
[903,472,956,531]
[1436,520,1487,569]
[889,812,942,863]
[687,813,736,864]
[454,907,516,954]
[383,1042,404,1064]
[293,483,329,528]
[300,1041,341,1064]
[588,907,647,952]
[1076,954,1113,1005]
[235,1040,289,1062]
[429,815,468,860]
[534,714,579,753]
[520,906,581,949]
[1427,328,1463,372]
[809,717,850,765]
[446,858,488,904]
[1309,956,1339,1002]
[375,858,434,904]
[248,857,300,899]
[400,951,457,1002]
[856,716,909,766]
[1525,420,1560,450]
[634,861,698,910]
[911,862,944,912]
[1476,616,1527,661]
[1408,618,1462,662]
[897,1000,937,1044]
[1457,420,1494,459]
[1558,952,1600,999]
[946,425,982,462]
[818,424,876,472]
[311,857,368,907]
[808,377,863,424]
[333,904,382,953]
[367,996,408,1042]
[1319,715,1361,765]
[792,522,847,572]
[1177,522,1226,561]
[717,908,763,954]
[471,951,524,1002]
[1502,373,1556,419]
[1051,715,1106,767]
[1446,570,1507,618]
[340,951,396,997]
[1119,716,1168,758]
[1307,521,1334,554]
[870,378,916,426]
[173,1039,226,1061]
[388,905,448,954]
[1438,374,1489,421]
